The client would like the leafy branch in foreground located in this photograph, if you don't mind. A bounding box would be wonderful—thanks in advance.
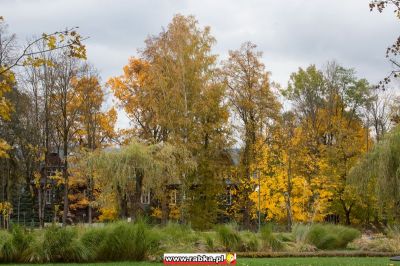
[0,16,87,75]
[369,1,400,87]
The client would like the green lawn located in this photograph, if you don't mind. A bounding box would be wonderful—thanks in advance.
[6,257,400,266]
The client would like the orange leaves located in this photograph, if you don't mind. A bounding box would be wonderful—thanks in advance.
[68,69,117,149]
[0,68,14,157]
[107,57,157,140]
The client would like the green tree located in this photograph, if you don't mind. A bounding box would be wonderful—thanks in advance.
[223,42,280,229]
[350,125,400,223]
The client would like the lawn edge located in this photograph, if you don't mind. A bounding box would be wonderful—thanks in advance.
[237,251,399,258]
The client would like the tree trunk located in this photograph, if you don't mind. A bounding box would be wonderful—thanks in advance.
[341,200,353,225]
[345,209,351,225]
[62,134,69,226]
[117,185,128,219]
[88,205,92,224]
[132,168,143,220]
[161,184,169,225]
[87,175,93,224]
[38,187,43,228]
[286,153,293,231]
[242,145,252,229]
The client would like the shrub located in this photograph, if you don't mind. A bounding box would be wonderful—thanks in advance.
[276,232,294,242]
[292,224,309,244]
[41,226,89,262]
[216,224,242,251]
[80,226,108,261]
[306,224,360,250]
[336,226,361,248]
[386,224,400,239]
[0,226,35,262]
[9,226,32,262]
[160,222,193,241]
[240,231,259,252]
[349,234,400,252]
[98,220,159,261]
[0,230,13,262]
[155,222,198,253]
[260,224,284,251]
[10,226,32,255]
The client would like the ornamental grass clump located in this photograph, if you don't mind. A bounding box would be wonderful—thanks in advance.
[23,226,89,263]
[260,224,284,251]
[306,224,360,250]
[41,226,89,262]
[80,226,108,261]
[97,220,159,261]
[156,222,199,253]
[240,231,259,251]
[0,230,13,262]
[0,226,34,262]
[216,224,242,251]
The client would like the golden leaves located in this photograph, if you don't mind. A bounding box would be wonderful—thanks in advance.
[0,139,10,158]
[98,207,118,222]
[22,57,55,67]
[0,68,15,121]
[0,201,12,216]
[42,29,87,60]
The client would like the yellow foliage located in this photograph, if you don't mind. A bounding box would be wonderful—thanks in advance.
[151,207,162,219]
[0,68,15,158]
[0,201,13,216]
[99,207,118,222]
[169,205,180,220]
[0,139,10,158]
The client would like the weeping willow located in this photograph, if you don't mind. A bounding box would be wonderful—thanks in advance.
[86,140,195,220]
[349,126,400,222]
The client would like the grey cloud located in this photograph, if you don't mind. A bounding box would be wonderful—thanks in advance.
[1,0,398,128]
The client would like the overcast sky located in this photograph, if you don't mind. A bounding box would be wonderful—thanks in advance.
[1,0,399,128]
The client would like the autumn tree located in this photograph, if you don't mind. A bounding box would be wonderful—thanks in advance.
[108,58,163,143]
[364,89,393,143]
[223,42,280,229]
[68,64,117,223]
[324,63,373,224]
[282,63,373,225]
[0,15,86,158]
[109,15,230,228]
[0,18,17,158]
[0,15,87,226]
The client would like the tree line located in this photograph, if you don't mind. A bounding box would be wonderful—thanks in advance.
[0,13,399,230]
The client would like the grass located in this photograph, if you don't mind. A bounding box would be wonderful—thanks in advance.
[289,223,360,251]
[260,224,284,251]
[306,224,360,250]
[0,221,391,263]
[216,224,242,251]
[4,257,400,266]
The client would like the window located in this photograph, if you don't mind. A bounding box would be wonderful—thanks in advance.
[226,189,232,205]
[169,190,177,205]
[47,169,55,178]
[45,189,52,205]
[141,190,150,205]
